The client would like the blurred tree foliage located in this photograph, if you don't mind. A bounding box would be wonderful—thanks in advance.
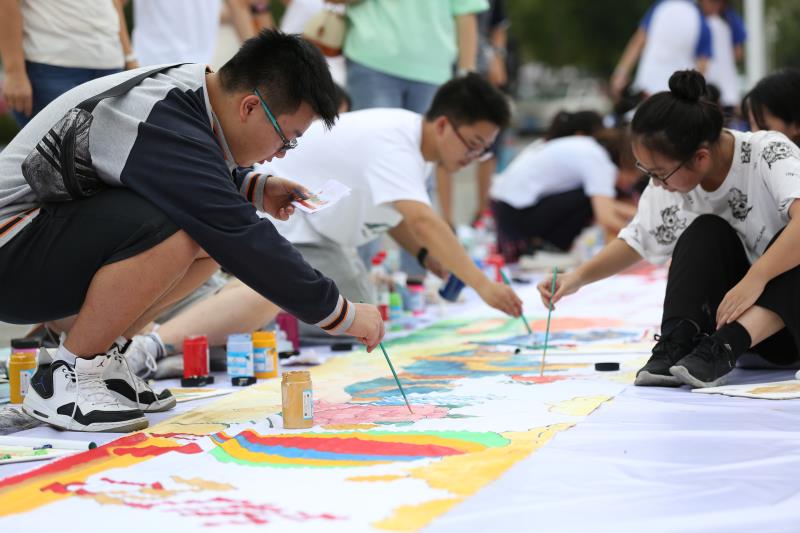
[505,0,799,75]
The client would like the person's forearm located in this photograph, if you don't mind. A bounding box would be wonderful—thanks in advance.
[407,208,486,289]
[748,202,800,282]
[0,0,26,73]
[227,0,257,41]
[436,165,454,225]
[114,0,135,64]
[456,13,479,72]
[574,238,642,285]
[387,219,423,257]
[695,57,708,75]
[613,28,645,79]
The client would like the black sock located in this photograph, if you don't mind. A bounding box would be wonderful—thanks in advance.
[714,321,752,359]
[661,318,701,344]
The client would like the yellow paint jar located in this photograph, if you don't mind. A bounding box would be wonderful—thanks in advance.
[252,331,279,379]
[281,371,313,429]
[9,338,39,404]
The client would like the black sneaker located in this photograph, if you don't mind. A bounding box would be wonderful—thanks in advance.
[635,321,700,387]
[669,335,738,388]
[22,355,148,433]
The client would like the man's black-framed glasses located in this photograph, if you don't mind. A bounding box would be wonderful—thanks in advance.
[449,118,494,162]
[254,88,298,152]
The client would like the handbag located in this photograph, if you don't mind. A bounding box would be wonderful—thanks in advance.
[302,7,347,57]
[21,64,182,203]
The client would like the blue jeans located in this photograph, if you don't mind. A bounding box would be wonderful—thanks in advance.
[347,59,438,279]
[346,59,439,113]
[12,61,122,128]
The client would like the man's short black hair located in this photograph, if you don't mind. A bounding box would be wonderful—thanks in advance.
[425,73,511,129]
[218,30,338,128]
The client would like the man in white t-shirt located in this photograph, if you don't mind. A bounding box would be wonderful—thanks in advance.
[0,0,134,127]
[264,73,522,317]
[611,0,712,99]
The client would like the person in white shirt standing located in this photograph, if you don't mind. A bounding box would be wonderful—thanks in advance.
[540,70,800,389]
[0,0,134,128]
[700,0,746,110]
[611,0,712,100]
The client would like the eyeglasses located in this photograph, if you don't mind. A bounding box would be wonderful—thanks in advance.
[254,88,298,153]
[635,158,687,184]
[449,118,494,162]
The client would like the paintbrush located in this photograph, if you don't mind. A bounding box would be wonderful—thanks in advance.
[540,267,558,376]
[379,343,414,414]
[500,270,534,336]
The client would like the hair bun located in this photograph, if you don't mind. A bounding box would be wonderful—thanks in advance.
[668,70,707,102]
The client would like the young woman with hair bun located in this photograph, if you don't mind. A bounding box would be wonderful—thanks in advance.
[539,69,800,389]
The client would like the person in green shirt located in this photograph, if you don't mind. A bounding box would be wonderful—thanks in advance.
[331,0,488,280]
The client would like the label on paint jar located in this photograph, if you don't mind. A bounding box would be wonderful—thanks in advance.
[253,347,267,373]
[19,369,34,397]
[302,389,313,419]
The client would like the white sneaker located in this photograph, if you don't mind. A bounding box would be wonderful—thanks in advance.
[125,334,163,379]
[22,356,148,433]
[104,342,176,412]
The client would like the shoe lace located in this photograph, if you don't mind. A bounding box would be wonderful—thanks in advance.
[112,351,156,410]
[67,360,123,430]
[651,333,685,363]
[692,335,733,366]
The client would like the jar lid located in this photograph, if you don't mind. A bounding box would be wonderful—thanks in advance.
[282,370,310,382]
[11,338,40,349]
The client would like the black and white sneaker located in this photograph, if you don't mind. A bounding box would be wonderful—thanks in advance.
[669,335,738,388]
[104,342,176,412]
[635,320,700,387]
[22,355,148,433]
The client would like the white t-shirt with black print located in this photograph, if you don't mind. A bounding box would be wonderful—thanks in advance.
[619,129,800,265]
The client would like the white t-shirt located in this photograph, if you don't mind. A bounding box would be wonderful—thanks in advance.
[20,0,123,69]
[490,136,618,209]
[133,0,223,66]
[705,11,746,107]
[258,108,433,247]
[619,130,800,265]
[633,0,712,96]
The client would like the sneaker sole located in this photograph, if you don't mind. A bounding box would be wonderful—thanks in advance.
[634,371,682,387]
[22,398,148,433]
[669,365,730,389]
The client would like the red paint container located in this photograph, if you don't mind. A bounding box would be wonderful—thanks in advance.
[181,335,215,386]
[276,313,300,351]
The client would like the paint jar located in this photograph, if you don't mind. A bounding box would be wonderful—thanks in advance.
[9,338,39,404]
[226,334,256,386]
[276,312,299,351]
[389,291,404,321]
[484,253,505,283]
[438,273,465,302]
[281,370,313,429]
[182,335,214,386]
[253,331,279,379]
[407,281,426,316]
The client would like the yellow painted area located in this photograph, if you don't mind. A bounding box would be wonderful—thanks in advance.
[347,475,407,482]
[171,476,235,492]
[0,435,183,517]
[749,383,800,395]
[548,396,613,416]
[375,425,573,531]
[375,498,463,530]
